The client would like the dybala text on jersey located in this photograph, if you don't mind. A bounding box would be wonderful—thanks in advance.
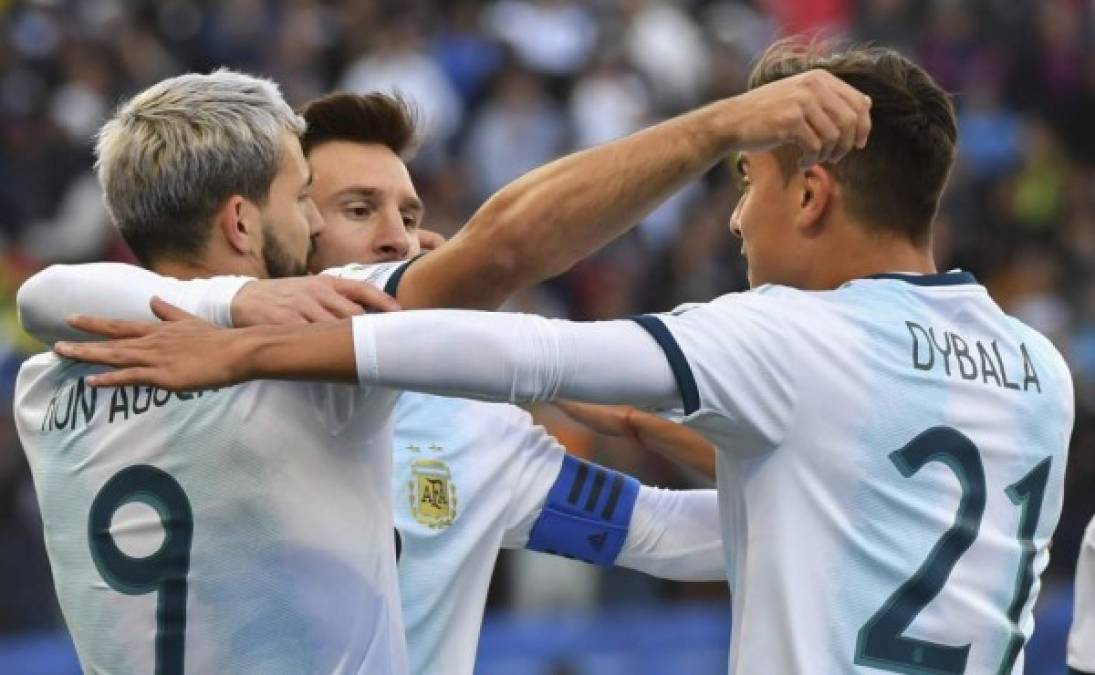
[906,321,1041,393]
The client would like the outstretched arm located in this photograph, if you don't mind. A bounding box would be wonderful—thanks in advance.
[59,304,683,410]
[392,70,871,309]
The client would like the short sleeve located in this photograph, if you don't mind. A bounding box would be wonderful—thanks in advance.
[320,254,426,297]
[632,289,801,454]
[306,260,424,427]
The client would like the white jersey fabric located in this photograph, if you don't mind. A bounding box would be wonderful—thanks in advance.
[392,392,723,675]
[1069,516,1095,673]
[16,262,411,675]
[353,270,1074,674]
[18,262,724,675]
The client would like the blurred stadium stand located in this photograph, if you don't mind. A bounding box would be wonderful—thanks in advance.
[1,0,1093,672]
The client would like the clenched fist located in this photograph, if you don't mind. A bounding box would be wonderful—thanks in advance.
[725,69,872,167]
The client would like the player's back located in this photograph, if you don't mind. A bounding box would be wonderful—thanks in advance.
[14,354,407,675]
[659,271,1073,674]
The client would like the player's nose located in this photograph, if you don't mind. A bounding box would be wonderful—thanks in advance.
[306,197,326,236]
[372,210,411,262]
[729,199,744,239]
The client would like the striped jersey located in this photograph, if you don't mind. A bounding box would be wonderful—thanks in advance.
[641,271,1074,674]
[14,263,411,675]
[392,392,724,675]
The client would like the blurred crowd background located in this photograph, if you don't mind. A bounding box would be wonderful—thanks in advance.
[0,0,1093,672]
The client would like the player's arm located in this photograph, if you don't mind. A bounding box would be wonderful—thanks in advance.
[390,70,872,310]
[60,303,684,411]
[554,401,716,479]
[59,285,798,463]
[17,262,249,345]
[497,414,724,582]
[17,262,400,345]
[517,461,724,581]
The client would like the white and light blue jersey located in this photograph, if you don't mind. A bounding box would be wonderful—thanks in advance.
[391,392,725,675]
[636,271,1073,675]
[1069,516,1095,674]
[14,262,412,675]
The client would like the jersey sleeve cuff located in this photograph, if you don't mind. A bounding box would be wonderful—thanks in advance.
[629,315,700,415]
[193,275,254,328]
[351,315,379,387]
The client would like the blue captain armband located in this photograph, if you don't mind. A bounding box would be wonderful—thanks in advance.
[526,455,641,566]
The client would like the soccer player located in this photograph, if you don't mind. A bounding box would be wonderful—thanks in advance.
[60,42,1076,673]
[298,92,726,675]
[20,91,727,675]
[19,66,868,672]
[1069,516,1095,674]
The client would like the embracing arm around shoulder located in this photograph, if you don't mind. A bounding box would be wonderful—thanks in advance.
[18,261,402,346]
[17,262,248,345]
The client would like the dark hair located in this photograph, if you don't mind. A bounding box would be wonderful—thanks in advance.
[748,39,957,246]
[299,92,420,158]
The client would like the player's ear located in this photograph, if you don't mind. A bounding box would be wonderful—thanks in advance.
[217,195,258,256]
[796,164,834,236]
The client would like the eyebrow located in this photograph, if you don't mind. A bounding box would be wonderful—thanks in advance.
[336,186,425,213]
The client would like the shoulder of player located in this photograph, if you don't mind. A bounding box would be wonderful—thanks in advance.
[682,284,841,331]
[396,392,537,438]
[318,261,406,290]
[1002,314,1072,383]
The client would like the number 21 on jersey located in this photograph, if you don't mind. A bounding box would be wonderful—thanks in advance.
[855,426,1050,675]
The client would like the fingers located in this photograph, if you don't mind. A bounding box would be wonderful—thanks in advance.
[830,83,872,150]
[790,71,873,166]
[817,89,858,163]
[416,229,446,251]
[55,340,152,369]
[150,297,199,323]
[297,299,340,323]
[86,367,162,389]
[331,279,402,313]
[790,114,824,169]
[317,291,368,319]
[66,314,158,340]
[554,401,632,437]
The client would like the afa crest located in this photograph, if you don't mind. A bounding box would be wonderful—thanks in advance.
[408,457,457,529]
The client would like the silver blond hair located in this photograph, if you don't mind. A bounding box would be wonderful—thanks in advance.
[95,68,306,264]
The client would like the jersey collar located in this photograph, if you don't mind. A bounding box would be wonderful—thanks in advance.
[863,270,978,287]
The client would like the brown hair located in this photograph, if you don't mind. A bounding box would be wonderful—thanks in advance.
[299,92,420,158]
[748,39,957,246]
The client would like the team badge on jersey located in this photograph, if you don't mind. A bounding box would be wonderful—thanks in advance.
[408,457,457,529]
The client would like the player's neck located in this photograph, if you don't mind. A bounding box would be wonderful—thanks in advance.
[152,249,266,281]
[813,233,936,289]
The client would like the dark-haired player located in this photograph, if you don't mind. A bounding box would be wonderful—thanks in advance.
[58,43,1074,673]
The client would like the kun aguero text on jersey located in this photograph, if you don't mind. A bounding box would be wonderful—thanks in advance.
[906,321,1041,393]
[39,377,218,433]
